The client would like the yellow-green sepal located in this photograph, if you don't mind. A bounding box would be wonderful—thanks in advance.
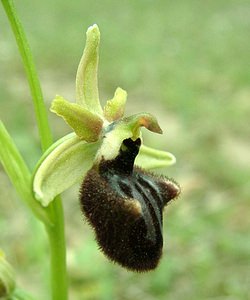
[136,144,176,169]
[33,133,100,206]
[75,24,103,115]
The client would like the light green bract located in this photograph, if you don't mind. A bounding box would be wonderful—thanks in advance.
[32,24,176,207]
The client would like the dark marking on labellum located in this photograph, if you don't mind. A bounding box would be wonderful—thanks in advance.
[79,138,180,272]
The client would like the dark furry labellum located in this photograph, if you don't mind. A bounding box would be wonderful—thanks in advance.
[80,138,180,272]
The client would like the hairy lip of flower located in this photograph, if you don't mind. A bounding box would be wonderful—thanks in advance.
[80,138,180,272]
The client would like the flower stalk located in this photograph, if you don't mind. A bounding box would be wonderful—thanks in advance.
[1,0,52,151]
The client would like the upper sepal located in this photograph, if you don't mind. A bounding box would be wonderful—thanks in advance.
[76,24,103,115]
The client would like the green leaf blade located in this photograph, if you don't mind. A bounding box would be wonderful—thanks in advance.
[0,121,51,225]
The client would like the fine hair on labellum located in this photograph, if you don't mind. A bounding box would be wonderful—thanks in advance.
[79,138,180,272]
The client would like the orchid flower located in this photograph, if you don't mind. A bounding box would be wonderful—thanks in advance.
[32,24,180,272]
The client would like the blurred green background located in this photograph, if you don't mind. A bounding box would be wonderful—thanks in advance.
[0,1,250,299]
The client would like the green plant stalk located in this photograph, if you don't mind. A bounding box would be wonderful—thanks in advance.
[46,197,68,300]
[1,1,68,299]
[1,0,52,152]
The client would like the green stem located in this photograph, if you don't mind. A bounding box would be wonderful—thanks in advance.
[1,0,52,152]
[1,1,68,299]
[46,198,68,300]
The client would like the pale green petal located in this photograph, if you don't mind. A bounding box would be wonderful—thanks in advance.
[104,87,127,122]
[50,95,103,142]
[96,113,162,162]
[33,133,100,206]
[76,24,103,115]
[135,144,176,169]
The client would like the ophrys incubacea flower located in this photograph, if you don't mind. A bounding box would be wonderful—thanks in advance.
[32,24,180,272]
